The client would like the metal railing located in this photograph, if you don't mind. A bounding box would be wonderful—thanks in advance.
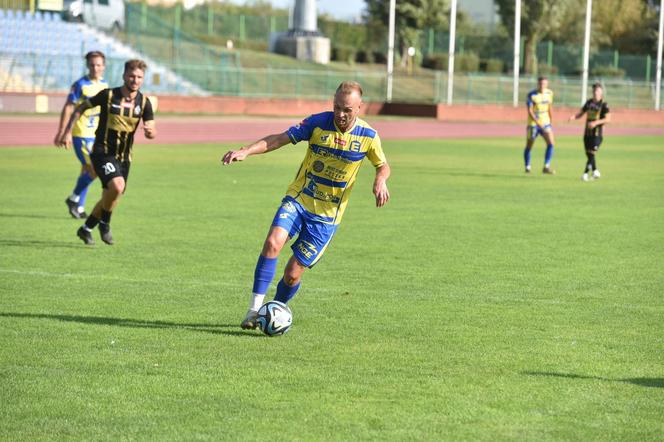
[2,52,659,109]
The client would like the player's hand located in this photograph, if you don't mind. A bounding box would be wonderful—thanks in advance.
[144,121,156,139]
[144,126,156,139]
[373,180,390,208]
[587,121,598,129]
[53,132,63,147]
[222,149,249,165]
[58,133,72,150]
[568,115,576,122]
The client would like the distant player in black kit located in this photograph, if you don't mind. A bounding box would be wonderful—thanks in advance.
[58,59,157,245]
[569,83,610,182]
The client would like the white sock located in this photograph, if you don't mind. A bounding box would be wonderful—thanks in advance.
[250,293,265,311]
[69,194,80,203]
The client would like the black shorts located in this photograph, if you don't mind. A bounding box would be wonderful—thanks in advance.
[584,135,602,151]
[91,154,130,190]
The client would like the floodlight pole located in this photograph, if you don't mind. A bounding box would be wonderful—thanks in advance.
[386,0,396,102]
[581,0,592,103]
[447,0,457,105]
[656,0,663,110]
[512,0,521,107]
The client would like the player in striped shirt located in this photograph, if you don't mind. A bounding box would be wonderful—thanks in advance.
[524,77,556,174]
[54,51,108,218]
[222,81,391,330]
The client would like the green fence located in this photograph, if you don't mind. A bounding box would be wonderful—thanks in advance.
[419,30,656,81]
[2,50,660,109]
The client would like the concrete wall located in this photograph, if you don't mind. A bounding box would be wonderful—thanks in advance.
[2,92,662,126]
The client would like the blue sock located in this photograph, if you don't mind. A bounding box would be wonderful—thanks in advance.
[273,278,301,304]
[78,186,89,209]
[252,255,277,295]
[545,144,554,165]
[73,172,94,206]
[524,147,532,168]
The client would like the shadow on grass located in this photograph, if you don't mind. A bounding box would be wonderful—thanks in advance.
[523,371,664,389]
[0,212,62,220]
[442,170,527,180]
[0,239,89,249]
[0,312,264,338]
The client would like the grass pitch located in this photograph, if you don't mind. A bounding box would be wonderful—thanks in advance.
[1,135,663,440]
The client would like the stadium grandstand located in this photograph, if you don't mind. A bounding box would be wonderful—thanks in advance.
[0,8,204,94]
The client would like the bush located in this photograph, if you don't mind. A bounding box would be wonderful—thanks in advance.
[422,53,448,70]
[331,46,356,64]
[591,65,626,78]
[482,58,504,73]
[456,52,480,72]
[537,63,559,75]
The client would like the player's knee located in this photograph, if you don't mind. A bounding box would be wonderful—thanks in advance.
[262,236,284,256]
[108,180,125,196]
[283,272,301,287]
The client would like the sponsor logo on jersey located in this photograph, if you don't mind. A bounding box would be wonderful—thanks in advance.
[313,160,325,173]
[334,137,346,146]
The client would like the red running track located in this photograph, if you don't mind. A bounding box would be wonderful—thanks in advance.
[1,115,663,147]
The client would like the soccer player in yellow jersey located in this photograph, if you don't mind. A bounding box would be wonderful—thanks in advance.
[222,81,391,330]
[54,51,108,218]
[524,76,556,174]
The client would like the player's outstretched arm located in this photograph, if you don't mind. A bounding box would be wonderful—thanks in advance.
[569,110,585,121]
[58,101,92,149]
[221,132,291,165]
[54,102,75,147]
[373,163,391,208]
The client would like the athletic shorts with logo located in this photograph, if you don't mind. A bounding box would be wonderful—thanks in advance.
[90,153,130,190]
[271,196,337,268]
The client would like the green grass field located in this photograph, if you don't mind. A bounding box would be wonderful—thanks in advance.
[1,135,663,440]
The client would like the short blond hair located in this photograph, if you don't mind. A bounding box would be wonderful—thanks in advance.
[124,59,148,74]
[336,81,363,97]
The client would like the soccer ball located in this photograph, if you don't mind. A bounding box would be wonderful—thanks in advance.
[257,301,293,336]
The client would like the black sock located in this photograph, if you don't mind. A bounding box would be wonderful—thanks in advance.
[84,215,100,230]
[101,209,112,225]
[584,153,592,173]
[590,156,597,171]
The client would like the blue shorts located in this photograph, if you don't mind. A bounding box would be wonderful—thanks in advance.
[527,124,552,140]
[271,197,338,268]
[73,137,95,166]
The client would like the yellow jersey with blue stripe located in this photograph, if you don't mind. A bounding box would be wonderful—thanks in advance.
[285,112,386,225]
[526,88,554,127]
[67,76,108,138]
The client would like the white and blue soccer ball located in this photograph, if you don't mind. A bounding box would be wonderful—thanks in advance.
[257,301,292,336]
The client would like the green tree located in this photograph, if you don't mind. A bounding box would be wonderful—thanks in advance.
[365,0,448,66]
[495,0,573,73]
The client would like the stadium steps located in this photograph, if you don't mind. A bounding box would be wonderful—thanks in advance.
[0,8,208,95]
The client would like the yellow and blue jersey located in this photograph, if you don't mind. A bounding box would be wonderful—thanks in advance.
[526,88,554,127]
[67,76,108,138]
[285,111,386,225]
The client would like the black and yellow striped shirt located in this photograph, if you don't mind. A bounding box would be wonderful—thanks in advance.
[87,87,154,162]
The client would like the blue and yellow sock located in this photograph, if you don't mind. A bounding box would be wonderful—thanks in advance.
[544,144,554,166]
[72,172,94,208]
[524,147,532,169]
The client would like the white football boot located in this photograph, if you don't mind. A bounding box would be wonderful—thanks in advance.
[582,173,590,182]
[240,309,259,329]
[592,169,601,179]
